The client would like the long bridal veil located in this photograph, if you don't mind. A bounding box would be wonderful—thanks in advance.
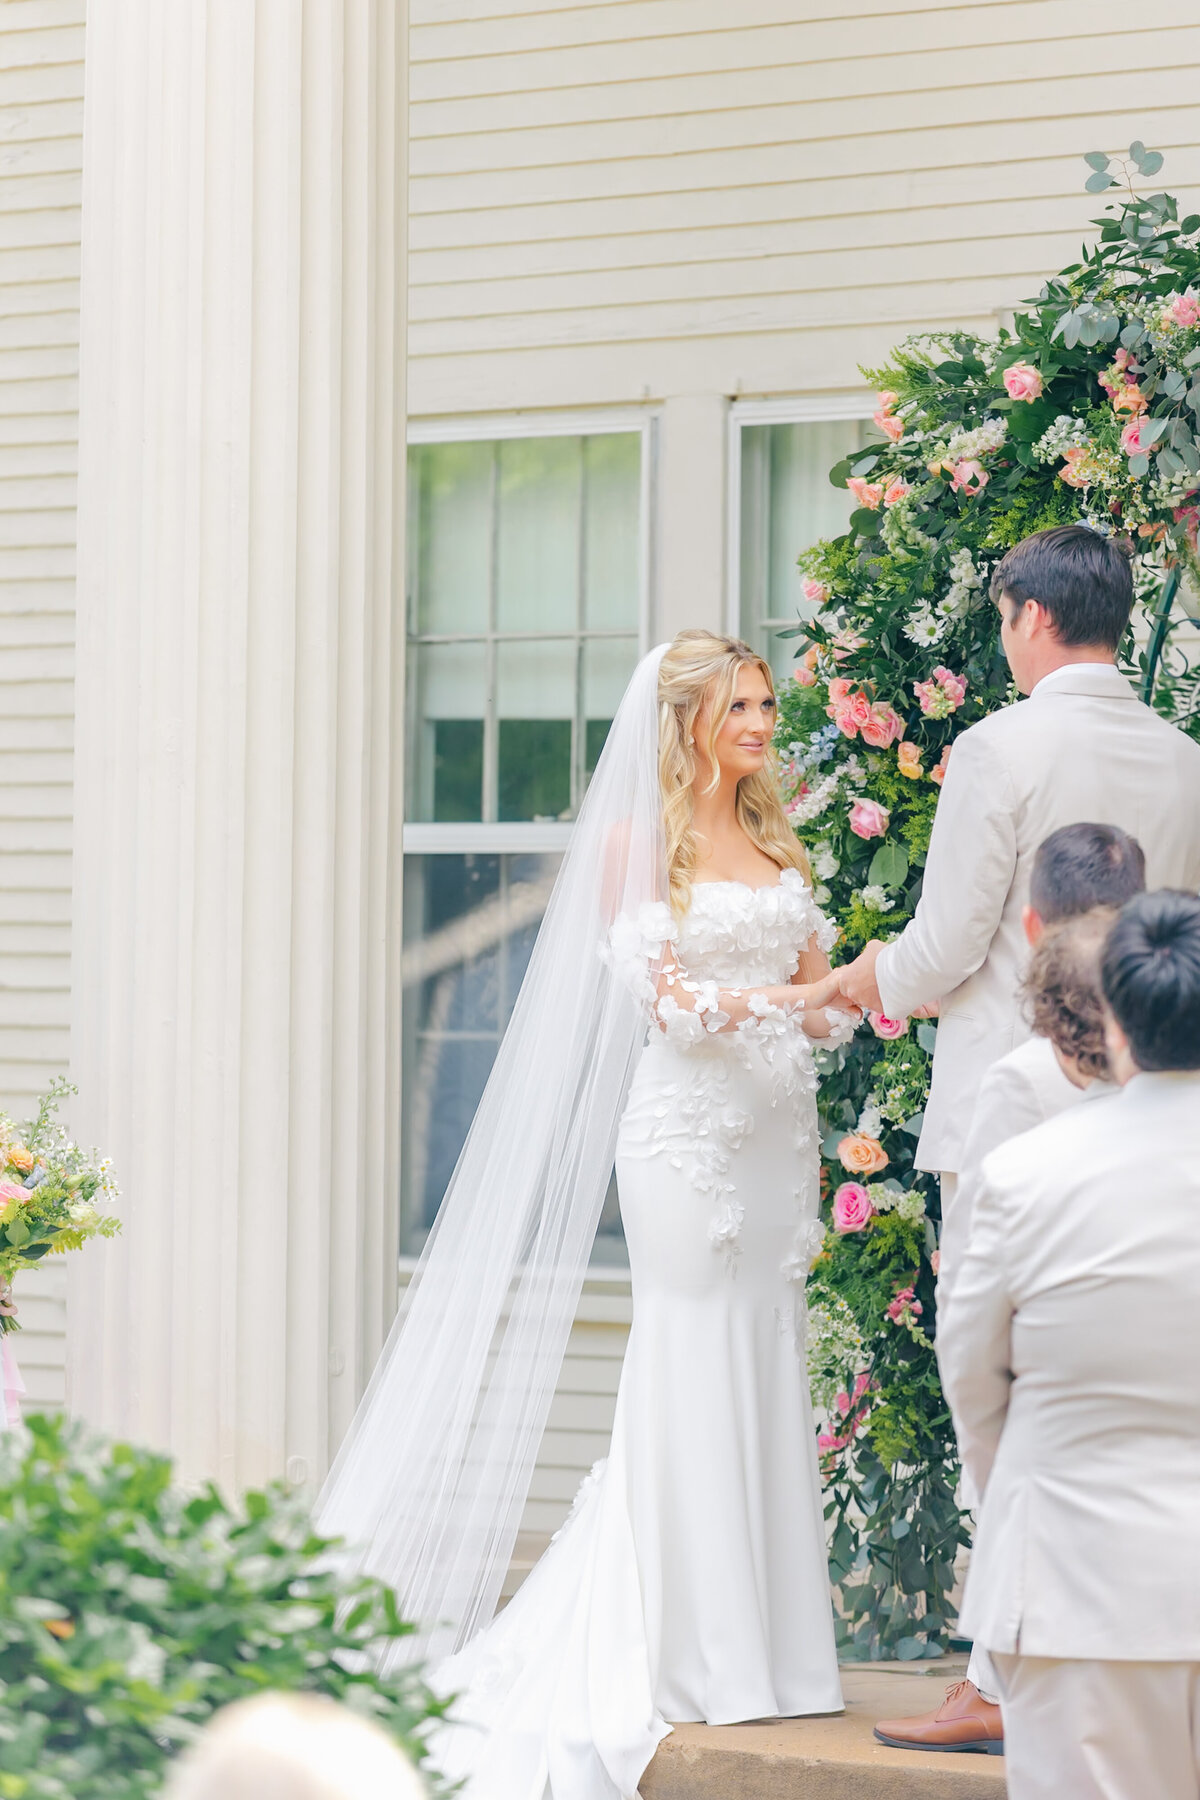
[319,645,669,1666]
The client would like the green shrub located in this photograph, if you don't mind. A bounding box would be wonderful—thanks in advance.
[0,1413,446,1799]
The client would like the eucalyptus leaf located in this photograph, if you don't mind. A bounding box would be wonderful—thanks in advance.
[868,842,909,890]
[1139,416,1168,447]
[1127,452,1151,477]
[1085,171,1116,193]
[1183,214,1200,234]
[1084,151,1110,172]
[1141,152,1165,176]
[1129,140,1146,162]
[916,1022,938,1054]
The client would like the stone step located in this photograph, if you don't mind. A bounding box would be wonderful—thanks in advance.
[641,1660,1007,1800]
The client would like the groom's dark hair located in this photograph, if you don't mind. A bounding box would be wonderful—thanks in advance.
[990,524,1134,650]
[1102,890,1200,1070]
[1030,823,1146,922]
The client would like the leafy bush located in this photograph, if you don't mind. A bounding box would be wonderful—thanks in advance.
[0,1413,445,1799]
[778,146,1200,1660]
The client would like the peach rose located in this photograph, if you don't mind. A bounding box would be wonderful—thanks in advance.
[6,1145,34,1174]
[1059,445,1091,488]
[861,703,905,749]
[802,577,829,607]
[869,1012,908,1040]
[1003,361,1043,402]
[930,742,952,786]
[832,1181,874,1233]
[796,644,820,687]
[847,476,884,510]
[1111,384,1148,418]
[874,412,905,443]
[837,1133,889,1177]
[896,740,923,779]
[876,390,898,413]
[826,676,852,706]
[882,478,910,507]
[950,458,988,493]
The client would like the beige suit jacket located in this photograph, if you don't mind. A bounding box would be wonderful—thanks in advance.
[939,1072,1200,1660]
[876,666,1200,1173]
[935,1034,1082,1309]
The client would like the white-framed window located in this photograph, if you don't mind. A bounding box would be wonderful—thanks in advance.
[401,412,654,1263]
[728,397,876,681]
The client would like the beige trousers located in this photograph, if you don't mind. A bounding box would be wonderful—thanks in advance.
[991,1652,1200,1800]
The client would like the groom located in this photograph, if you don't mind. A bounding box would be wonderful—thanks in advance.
[818,522,1200,1738]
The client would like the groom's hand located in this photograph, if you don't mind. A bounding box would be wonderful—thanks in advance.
[828,940,887,1015]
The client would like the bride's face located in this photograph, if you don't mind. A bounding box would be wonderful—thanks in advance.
[696,663,777,785]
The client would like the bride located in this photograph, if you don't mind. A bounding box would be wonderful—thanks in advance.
[320,632,855,1798]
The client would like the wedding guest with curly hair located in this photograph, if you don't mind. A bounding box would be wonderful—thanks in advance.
[1023,906,1120,1089]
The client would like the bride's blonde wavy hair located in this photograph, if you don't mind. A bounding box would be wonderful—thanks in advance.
[658,630,811,916]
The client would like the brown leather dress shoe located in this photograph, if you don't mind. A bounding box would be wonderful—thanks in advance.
[873,1678,1004,1754]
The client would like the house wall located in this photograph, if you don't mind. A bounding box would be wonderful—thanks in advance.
[0,0,84,1410]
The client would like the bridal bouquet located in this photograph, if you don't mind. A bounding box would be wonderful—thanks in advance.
[0,1078,120,1334]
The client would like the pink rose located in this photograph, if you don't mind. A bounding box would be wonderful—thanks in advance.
[0,1180,26,1208]
[930,742,952,786]
[848,797,890,840]
[802,578,829,607]
[869,1012,908,1039]
[828,687,873,739]
[847,476,884,510]
[950,458,988,493]
[826,677,852,706]
[882,477,910,507]
[876,390,898,413]
[1172,293,1200,328]
[1003,361,1043,402]
[1121,417,1149,456]
[835,1390,851,1416]
[874,411,905,443]
[833,1182,874,1233]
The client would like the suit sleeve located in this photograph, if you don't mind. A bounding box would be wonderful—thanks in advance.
[937,1156,1015,1498]
[875,724,1018,1021]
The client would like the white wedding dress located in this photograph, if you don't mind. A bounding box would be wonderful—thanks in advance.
[431,867,843,1800]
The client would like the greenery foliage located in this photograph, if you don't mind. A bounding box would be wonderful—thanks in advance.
[782,147,1200,1660]
[0,1083,120,1333]
[0,1413,445,1799]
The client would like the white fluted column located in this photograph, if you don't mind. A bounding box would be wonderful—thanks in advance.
[68,0,407,1491]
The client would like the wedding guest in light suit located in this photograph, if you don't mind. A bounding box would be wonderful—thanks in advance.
[939,890,1200,1800]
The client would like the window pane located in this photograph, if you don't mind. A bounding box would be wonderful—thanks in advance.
[496,436,582,634]
[584,433,641,629]
[497,637,574,821]
[583,635,638,777]
[401,852,628,1266]
[409,640,487,822]
[740,419,871,680]
[410,441,492,634]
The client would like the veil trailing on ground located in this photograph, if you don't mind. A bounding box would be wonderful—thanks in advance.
[319,645,669,1667]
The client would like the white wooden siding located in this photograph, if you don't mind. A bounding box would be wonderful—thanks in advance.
[410,0,1200,414]
[0,0,84,1407]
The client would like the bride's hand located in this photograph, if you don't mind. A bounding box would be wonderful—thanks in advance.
[799,968,849,1012]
